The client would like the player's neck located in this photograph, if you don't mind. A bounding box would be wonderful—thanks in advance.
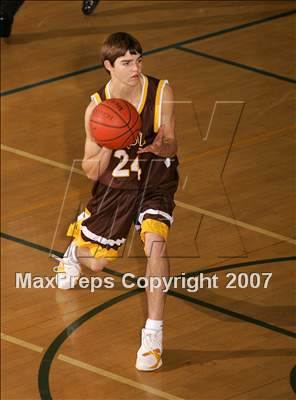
[109,75,143,109]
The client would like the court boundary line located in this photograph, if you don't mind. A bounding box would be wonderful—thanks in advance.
[2,233,295,398]
[175,46,296,84]
[1,332,184,400]
[1,9,295,96]
[167,290,296,339]
[174,199,296,245]
[1,332,43,353]
[2,230,296,277]
[1,7,295,399]
[2,230,296,339]
[37,288,184,400]
[1,144,84,175]
[57,354,185,400]
[2,143,295,245]
[38,257,296,399]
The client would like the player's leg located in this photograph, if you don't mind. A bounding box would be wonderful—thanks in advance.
[135,228,170,371]
[53,239,109,290]
[135,183,177,371]
[54,218,122,290]
[144,232,169,320]
[76,246,108,272]
[135,219,172,371]
[54,184,137,289]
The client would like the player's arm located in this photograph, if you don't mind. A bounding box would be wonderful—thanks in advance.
[82,101,113,181]
[138,84,177,157]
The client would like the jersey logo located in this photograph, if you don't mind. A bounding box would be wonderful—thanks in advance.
[127,132,146,149]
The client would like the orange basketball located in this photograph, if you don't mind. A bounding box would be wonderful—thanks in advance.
[89,98,141,149]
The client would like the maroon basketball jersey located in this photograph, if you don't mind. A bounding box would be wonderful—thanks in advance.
[90,74,179,191]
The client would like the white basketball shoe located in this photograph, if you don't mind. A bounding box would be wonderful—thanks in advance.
[53,242,81,290]
[136,328,163,371]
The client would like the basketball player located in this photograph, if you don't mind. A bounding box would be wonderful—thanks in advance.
[54,32,179,371]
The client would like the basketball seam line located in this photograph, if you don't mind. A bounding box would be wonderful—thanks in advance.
[94,108,141,145]
[90,118,127,129]
[102,103,130,128]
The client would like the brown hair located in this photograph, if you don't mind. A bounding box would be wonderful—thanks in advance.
[101,32,143,68]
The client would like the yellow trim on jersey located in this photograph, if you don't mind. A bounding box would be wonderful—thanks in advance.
[104,76,148,112]
[105,83,111,99]
[66,219,118,261]
[154,80,167,133]
[138,75,148,114]
[140,218,169,242]
[84,208,91,217]
[91,92,102,105]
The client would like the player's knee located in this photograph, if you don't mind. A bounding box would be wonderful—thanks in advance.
[144,232,167,258]
[90,257,108,272]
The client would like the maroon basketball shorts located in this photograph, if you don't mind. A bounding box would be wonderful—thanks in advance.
[66,183,177,260]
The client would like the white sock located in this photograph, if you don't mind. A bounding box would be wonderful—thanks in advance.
[145,319,163,331]
[65,241,78,263]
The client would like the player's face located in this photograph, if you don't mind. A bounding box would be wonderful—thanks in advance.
[111,51,143,86]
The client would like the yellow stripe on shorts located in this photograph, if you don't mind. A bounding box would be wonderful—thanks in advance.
[67,221,118,261]
[140,219,169,242]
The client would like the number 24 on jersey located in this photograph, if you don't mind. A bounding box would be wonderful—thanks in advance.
[112,150,142,181]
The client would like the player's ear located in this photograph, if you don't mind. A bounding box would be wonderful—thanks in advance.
[104,60,112,73]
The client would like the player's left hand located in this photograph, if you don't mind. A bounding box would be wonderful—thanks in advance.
[137,125,165,156]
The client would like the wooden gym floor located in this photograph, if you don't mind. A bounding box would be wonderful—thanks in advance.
[1,1,295,399]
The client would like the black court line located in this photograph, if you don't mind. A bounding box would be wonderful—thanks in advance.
[167,290,296,339]
[36,267,296,400]
[1,9,295,97]
[36,270,296,399]
[2,231,296,337]
[38,288,142,400]
[1,231,64,258]
[1,64,103,97]
[182,255,296,278]
[176,46,296,84]
[37,286,295,400]
[2,231,296,398]
[169,9,296,47]
[2,230,295,279]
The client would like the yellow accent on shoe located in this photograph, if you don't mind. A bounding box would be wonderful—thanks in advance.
[142,348,162,369]
[55,263,65,273]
